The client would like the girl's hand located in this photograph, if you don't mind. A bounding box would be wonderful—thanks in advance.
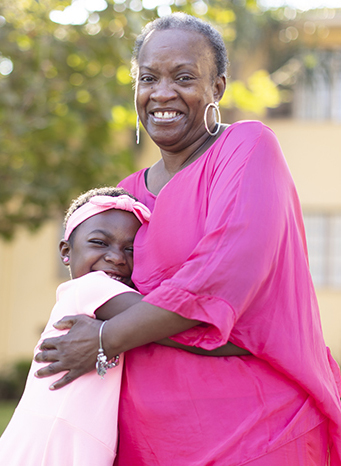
[34,314,101,390]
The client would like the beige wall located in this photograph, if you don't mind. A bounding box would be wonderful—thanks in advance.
[317,291,341,364]
[266,120,341,211]
[0,119,340,370]
[0,222,64,368]
[266,120,341,364]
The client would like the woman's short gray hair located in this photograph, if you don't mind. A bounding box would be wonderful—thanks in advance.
[131,13,228,81]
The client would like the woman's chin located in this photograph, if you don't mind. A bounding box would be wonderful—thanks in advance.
[148,128,188,150]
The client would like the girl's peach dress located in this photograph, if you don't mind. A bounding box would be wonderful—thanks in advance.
[0,271,135,466]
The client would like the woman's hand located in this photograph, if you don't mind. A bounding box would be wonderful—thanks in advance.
[34,315,102,390]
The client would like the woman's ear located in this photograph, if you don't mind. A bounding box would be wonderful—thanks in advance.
[59,240,71,266]
[213,75,226,103]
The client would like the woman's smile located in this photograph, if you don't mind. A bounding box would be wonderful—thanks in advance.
[150,110,183,124]
[153,111,179,119]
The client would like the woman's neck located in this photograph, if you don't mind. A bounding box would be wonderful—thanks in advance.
[146,124,228,196]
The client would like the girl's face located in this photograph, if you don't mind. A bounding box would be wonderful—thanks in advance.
[135,28,225,153]
[60,209,141,288]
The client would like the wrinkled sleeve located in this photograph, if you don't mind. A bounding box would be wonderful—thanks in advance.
[143,124,301,350]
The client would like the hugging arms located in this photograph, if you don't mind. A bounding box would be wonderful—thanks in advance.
[35,283,250,390]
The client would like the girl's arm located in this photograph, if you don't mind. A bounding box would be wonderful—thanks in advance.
[96,292,250,356]
[155,338,250,356]
[94,291,143,320]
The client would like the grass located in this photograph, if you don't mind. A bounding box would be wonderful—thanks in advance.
[0,400,17,436]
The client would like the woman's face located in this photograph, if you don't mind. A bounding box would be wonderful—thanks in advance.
[135,28,225,152]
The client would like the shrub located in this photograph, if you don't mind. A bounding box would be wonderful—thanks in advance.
[0,360,31,401]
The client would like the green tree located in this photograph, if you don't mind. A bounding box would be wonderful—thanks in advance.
[0,0,283,239]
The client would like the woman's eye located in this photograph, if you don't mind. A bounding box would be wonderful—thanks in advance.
[126,247,134,253]
[140,75,155,83]
[178,76,192,82]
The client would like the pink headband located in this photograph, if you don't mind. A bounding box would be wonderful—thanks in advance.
[64,195,151,240]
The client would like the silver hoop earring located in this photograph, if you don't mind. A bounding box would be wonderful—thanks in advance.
[204,102,221,137]
[136,114,140,145]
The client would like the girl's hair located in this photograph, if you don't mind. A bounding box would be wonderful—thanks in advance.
[64,186,137,242]
[131,13,228,82]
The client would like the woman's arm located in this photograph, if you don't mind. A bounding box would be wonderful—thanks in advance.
[97,293,250,356]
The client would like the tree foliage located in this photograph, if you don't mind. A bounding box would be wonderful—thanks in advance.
[0,0,283,239]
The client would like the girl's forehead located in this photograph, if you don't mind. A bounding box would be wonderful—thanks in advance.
[77,209,141,236]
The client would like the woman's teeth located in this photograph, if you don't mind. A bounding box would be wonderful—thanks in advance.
[154,111,180,119]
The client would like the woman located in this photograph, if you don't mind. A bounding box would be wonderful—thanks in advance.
[35,13,341,465]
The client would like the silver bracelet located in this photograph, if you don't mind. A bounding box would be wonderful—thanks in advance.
[96,321,120,379]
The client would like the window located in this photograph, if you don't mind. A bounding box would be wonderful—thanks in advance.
[293,51,341,122]
[303,213,341,288]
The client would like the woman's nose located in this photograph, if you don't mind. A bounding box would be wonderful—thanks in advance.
[150,78,177,102]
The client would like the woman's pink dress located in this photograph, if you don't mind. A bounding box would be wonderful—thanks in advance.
[118,121,341,465]
[0,271,135,466]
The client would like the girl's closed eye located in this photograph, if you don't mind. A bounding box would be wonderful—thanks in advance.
[89,239,107,246]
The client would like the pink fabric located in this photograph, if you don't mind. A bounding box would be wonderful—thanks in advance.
[117,121,341,465]
[242,420,329,465]
[64,194,151,240]
[0,271,137,466]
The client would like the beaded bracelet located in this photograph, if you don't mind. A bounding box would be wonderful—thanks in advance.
[96,320,120,379]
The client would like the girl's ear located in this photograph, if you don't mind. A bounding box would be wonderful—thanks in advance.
[59,240,71,266]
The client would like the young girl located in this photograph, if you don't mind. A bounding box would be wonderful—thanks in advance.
[0,186,151,466]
